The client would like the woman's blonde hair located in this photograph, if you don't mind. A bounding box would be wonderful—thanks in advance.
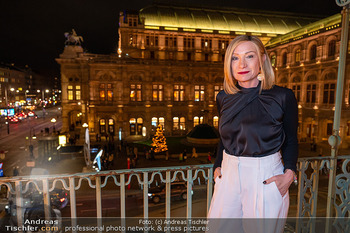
[223,35,275,94]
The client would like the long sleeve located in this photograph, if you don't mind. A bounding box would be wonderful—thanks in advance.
[213,90,225,171]
[213,139,224,171]
[280,89,299,173]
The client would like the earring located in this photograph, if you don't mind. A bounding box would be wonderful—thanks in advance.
[257,73,264,81]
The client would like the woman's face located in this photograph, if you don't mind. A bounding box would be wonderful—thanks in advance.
[231,41,263,88]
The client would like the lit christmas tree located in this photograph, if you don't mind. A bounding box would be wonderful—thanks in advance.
[151,125,168,153]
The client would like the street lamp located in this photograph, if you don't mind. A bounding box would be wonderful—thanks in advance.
[51,117,56,133]
[4,87,15,134]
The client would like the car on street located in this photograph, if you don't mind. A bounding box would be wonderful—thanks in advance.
[28,111,35,117]
[9,116,20,123]
[148,181,193,203]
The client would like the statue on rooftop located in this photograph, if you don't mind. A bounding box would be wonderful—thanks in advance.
[64,29,84,46]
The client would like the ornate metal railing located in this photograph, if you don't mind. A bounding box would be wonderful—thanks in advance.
[0,156,349,233]
[296,155,350,233]
[0,164,213,233]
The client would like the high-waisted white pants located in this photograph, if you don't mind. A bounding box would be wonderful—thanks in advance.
[207,151,289,233]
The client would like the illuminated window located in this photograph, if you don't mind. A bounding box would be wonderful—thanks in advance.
[201,38,212,49]
[195,85,205,101]
[146,35,158,46]
[270,54,277,67]
[173,117,185,130]
[130,84,142,101]
[193,116,204,127]
[213,116,219,127]
[152,84,163,101]
[218,39,229,50]
[323,83,335,104]
[173,117,179,130]
[99,119,106,134]
[68,85,73,100]
[194,117,199,126]
[152,117,165,130]
[129,34,137,46]
[108,119,114,134]
[180,117,186,130]
[159,117,165,129]
[174,85,184,101]
[75,85,81,100]
[100,84,105,101]
[137,118,143,135]
[214,85,223,100]
[129,118,136,135]
[99,83,113,102]
[129,34,133,45]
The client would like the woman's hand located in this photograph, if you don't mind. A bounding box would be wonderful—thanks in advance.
[263,169,294,197]
[214,167,222,180]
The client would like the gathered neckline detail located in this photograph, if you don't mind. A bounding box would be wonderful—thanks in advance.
[237,81,261,93]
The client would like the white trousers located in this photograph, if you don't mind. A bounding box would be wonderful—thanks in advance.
[207,151,289,233]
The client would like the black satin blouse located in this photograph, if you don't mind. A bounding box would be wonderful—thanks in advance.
[213,82,299,173]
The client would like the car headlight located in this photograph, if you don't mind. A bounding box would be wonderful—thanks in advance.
[191,190,193,195]
[148,193,153,197]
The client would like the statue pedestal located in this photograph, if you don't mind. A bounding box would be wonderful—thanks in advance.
[60,46,83,59]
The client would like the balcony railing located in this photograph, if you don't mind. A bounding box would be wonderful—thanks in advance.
[0,156,349,233]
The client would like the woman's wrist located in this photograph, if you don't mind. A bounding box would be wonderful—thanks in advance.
[285,169,297,185]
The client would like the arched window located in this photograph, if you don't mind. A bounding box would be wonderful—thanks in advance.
[108,119,114,134]
[328,40,336,57]
[213,116,219,127]
[173,117,186,130]
[180,117,186,130]
[129,118,136,135]
[295,49,301,63]
[99,119,106,134]
[152,117,165,130]
[193,116,204,127]
[129,118,143,135]
[270,54,277,67]
[310,44,317,61]
[282,52,287,66]
[323,83,335,104]
[137,118,143,135]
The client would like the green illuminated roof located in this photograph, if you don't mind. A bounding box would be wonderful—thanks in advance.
[139,5,320,34]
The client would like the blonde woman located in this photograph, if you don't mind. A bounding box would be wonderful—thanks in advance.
[207,36,298,233]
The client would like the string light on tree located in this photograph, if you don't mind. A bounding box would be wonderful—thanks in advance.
[151,125,168,153]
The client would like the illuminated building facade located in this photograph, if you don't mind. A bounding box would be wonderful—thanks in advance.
[57,4,349,145]
[266,13,350,146]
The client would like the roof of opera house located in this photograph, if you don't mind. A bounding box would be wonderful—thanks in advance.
[266,13,341,47]
[139,4,321,35]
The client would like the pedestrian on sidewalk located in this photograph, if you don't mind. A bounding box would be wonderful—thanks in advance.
[13,166,19,176]
[207,152,212,163]
[179,152,183,162]
[108,153,114,169]
[150,147,155,161]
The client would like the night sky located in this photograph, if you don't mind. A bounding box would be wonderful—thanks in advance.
[0,0,341,80]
